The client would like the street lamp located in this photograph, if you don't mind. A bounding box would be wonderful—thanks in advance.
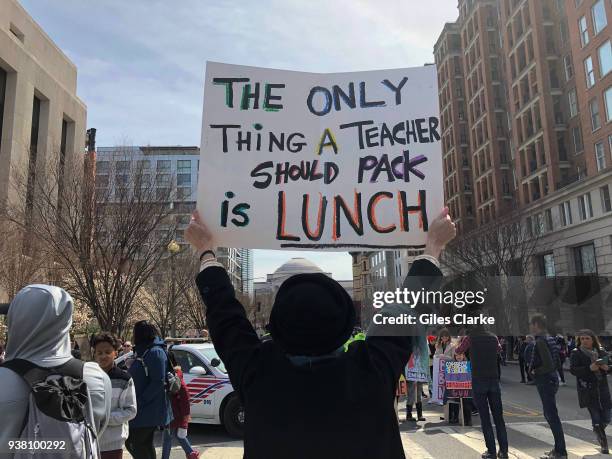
[167,240,181,337]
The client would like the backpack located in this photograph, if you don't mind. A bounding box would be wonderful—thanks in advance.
[137,346,181,395]
[1,358,99,459]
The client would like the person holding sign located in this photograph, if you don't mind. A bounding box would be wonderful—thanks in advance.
[186,208,455,459]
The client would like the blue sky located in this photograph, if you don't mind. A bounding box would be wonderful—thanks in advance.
[21,0,458,280]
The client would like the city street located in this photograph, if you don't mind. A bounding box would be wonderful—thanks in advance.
[137,363,607,459]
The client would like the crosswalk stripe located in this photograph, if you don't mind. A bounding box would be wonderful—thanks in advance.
[438,426,536,459]
[401,433,434,459]
[509,422,600,457]
[565,419,595,430]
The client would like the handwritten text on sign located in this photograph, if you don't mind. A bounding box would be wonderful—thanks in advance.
[197,62,443,250]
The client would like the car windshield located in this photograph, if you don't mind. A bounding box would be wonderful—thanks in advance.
[199,347,227,373]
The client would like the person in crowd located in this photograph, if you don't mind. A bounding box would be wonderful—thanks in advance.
[185,208,456,459]
[0,341,5,364]
[92,332,138,459]
[556,334,568,387]
[121,340,133,357]
[0,285,112,448]
[499,337,507,366]
[162,364,200,459]
[428,335,436,397]
[529,314,567,459]
[435,328,455,422]
[127,320,173,459]
[518,336,530,383]
[455,324,508,459]
[569,329,611,454]
[435,328,455,360]
[405,380,426,422]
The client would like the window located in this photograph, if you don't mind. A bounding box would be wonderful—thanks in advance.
[96,161,109,173]
[156,173,171,185]
[539,253,556,278]
[170,350,210,375]
[568,88,579,118]
[601,185,611,212]
[596,142,606,170]
[579,16,589,47]
[177,187,191,200]
[136,159,151,171]
[592,0,607,35]
[578,192,593,220]
[590,98,602,130]
[606,87,612,122]
[572,126,584,153]
[95,175,109,187]
[545,208,553,231]
[26,96,41,218]
[116,160,130,173]
[177,159,191,172]
[574,244,597,274]
[564,55,574,81]
[585,56,595,88]
[599,41,612,77]
[560,201,573,226]
[156,159,171,171]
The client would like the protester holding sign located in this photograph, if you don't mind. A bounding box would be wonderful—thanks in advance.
[186,206,455,459]
[405,336,430,423]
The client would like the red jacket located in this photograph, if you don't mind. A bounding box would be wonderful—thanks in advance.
[170,368,191,429]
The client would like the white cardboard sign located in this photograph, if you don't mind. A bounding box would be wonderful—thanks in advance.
[198,62,443,251]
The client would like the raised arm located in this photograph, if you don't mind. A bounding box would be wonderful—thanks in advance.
[186,211,261,391]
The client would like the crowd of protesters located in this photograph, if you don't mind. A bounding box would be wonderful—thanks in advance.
[0,207,611,459]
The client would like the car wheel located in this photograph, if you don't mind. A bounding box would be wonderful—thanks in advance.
[222,395,244,438]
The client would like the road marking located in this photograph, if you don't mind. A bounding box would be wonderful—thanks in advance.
[439,426,535,459]
[510,422,600,457]
[401,433,434,459]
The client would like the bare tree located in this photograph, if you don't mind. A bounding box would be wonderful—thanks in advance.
[442,209,548,334]
[139,253,200,338]
[4,147,178,335]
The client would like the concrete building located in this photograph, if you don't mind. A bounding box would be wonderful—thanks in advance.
[0,0,87,301]
[0,0,86,212]
[95,146,254,294]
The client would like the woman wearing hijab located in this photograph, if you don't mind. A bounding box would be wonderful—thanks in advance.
[570,329,612,454]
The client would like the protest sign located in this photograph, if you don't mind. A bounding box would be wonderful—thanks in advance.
[444,361,472,398]
[405,335,429,382]
[429,355,446,405]
[198,62,443,250]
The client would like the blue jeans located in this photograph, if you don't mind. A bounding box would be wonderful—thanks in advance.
[472,377,508,454]
[588,404,612,426]
[161,428,194,459]
[535,374,567,455]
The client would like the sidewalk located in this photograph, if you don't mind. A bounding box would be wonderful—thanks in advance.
[122,441,244,459]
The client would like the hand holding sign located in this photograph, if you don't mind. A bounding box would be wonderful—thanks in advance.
[424,207,456,259]
[185,210,215,254]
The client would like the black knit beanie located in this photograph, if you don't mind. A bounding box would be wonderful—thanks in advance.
[269,273,355,356]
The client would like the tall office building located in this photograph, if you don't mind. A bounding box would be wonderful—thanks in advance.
[95,146,254,293]
[436,0,612,278]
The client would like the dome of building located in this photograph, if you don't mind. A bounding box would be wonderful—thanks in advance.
[273,257,324,275]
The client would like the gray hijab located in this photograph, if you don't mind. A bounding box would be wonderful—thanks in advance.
[5,284,74,367]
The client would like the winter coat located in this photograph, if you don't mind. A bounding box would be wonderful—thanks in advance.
[569,348,612,410]
[169,369,191,430]
[99,365,137,452]
[129,337,173,428]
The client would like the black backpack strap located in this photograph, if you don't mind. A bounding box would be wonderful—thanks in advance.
[2,358,84,388]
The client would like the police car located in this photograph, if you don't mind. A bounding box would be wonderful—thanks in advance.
[116,341,244,437]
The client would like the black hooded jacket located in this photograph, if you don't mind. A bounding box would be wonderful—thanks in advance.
[196,258,441,459]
